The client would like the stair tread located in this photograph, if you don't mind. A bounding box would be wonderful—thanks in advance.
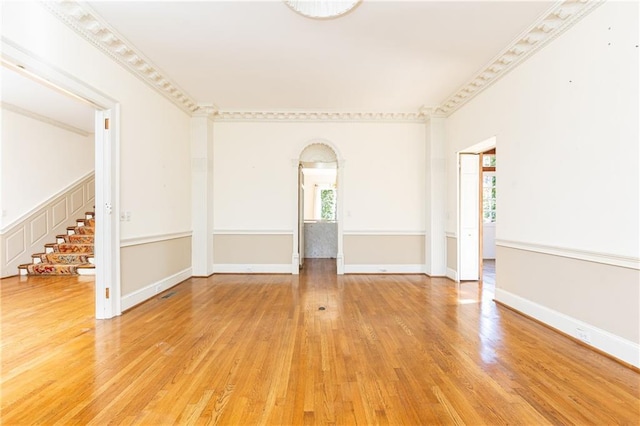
[24,215,96,275]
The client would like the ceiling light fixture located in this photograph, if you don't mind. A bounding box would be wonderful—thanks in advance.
[284,0,361,19]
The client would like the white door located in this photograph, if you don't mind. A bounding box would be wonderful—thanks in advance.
[95,108,121,319]
[459,154,480,280]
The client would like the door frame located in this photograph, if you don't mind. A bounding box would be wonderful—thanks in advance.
[457,136,496,282]
[292,140,344,275]
[2,39,121,318]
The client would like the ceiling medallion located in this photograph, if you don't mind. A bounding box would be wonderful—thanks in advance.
[284,0,361,19]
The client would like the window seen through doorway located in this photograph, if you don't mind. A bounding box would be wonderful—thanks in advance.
[483,175,496,223]
[482,153,497,223]
[320,188,336,220]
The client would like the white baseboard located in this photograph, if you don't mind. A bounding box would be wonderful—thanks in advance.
[343,264,426,274]
[212,264,292,274]
[495,288,640,368]
[121,267,192,311]
[446,267,458,282]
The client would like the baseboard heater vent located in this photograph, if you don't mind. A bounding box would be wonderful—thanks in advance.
[161,291,176,299]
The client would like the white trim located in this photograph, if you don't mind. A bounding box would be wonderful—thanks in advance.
[0,171,94,234]
[445,232,457,239]
[2,36,121,320]
[121,267,192,312]
[1,102,94,137]
[495,288,640,369]
[496,239,640,270]
[344,264,426,274]
[215,111,426,123]
[212,264,292,274]
[42,1,199,114]
[446,267,458,282]
[343,230,426,236]
[436,0,603,116]
[213,229,293,235]
[40,1,601,120]
[120,231,192,247]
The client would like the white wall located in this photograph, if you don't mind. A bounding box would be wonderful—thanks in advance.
[213,121,426,233]
[446,1,639,258]
[0,108,94,228]
[2,2,192,297]
[482,223,495,259]
[2,2,192,242]
[445,1,639,363]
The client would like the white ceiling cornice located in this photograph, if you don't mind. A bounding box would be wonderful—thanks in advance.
[214,111,427,123]
[42,0,602,121]
[435,0,603,116]
[42,0,199,114]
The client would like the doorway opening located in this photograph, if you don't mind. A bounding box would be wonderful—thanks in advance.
[2,42,121,319]
[480,148,497,283]
[293,142,343,275]
[457,137,497,282]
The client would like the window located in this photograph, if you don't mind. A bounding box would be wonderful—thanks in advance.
[482,173,496,223]
[320,188,336,221]
[483,154,496,167]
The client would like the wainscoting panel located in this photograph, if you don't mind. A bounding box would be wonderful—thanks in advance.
[0,173,95,278]
[52,198,68,228]
[213,233,293,266]
[30,212,48,244]
[495,245,640,367]
[5,229,26,265]
[343,234,425,273]
[70,187,85,215]
[120,235,192,308]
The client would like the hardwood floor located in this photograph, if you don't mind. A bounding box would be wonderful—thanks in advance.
[1,259,638,425]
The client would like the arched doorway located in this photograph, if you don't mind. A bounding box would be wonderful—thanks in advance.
[293,142,344,275]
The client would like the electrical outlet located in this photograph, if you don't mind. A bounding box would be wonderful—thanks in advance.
[576,328,591,344]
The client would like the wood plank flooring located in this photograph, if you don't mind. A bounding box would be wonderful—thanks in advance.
[1,259,638,424]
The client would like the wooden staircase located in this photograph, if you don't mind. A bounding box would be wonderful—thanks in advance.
[18,211,95,276]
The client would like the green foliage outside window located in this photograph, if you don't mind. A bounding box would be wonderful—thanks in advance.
[320,189,336,220]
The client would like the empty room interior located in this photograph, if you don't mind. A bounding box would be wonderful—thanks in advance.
[1,0,638,424]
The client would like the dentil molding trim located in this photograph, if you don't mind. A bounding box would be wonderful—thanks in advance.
[214,111,427,123]
[43,0,602,120]
[42,0,199,114]
[435,0,603,116]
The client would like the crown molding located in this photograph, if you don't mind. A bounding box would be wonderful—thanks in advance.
[42,0,602,121]
[214,110,427,123]
[435,0,604,116]
[42,0,199,115]
[1,102,93,137]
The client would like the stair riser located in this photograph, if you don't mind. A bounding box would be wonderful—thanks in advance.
[24,212,95,276]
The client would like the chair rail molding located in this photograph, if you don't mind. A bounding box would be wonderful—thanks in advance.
[496,239,640,270]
